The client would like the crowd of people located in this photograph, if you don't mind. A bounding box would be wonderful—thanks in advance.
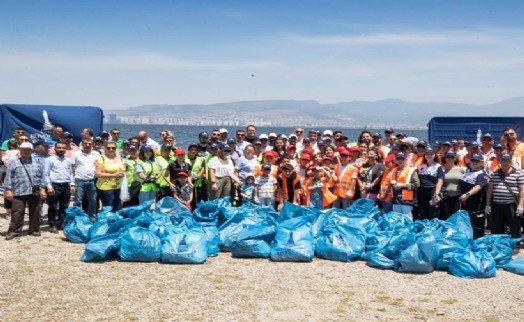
[1,124,524,242]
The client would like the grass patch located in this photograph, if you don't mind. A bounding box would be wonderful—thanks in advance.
[441,298,458,305]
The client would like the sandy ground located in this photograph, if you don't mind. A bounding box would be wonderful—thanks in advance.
[1,205,523,322]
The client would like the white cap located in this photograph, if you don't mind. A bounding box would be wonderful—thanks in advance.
[20,142,34,149]
[268,132,277,138]
[322,136,332,141]
[280,134,288,139]
[289,134,297,139]
[219,128,228,133]
[323,130,333,136]
[259,134,269,139]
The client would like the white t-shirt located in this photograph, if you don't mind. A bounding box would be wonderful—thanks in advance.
[208,156,235,178]
[71,150,101,180]
[255,175,277,198]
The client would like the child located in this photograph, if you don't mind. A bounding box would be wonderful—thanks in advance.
[240,173,256,204]
[254,164,277,207]
[173,172,193,211]
[307,166,336,209]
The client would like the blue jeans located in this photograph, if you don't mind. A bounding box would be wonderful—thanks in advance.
[393,204,413,220]
[97,188,120,212]
[310,198,323,209]
[258,197,274,207]
[138,190,157,207]
[74,179,97,216]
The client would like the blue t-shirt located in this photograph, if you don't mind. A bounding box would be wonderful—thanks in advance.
[417,163,445,189]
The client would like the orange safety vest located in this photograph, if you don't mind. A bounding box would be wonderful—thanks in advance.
[333,164,357,199]
[389,165,416,201]
[460,154,470,168]
[279,172,301,201]
[254,164,279,178]
[488,158,500,173]
[379,164,396,203]
[303,177,338,208]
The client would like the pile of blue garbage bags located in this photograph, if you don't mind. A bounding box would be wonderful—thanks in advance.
[63,197,524,278]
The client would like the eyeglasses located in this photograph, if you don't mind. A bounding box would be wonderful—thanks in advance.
[237,134,245,137]
[482,137,492,141]
[505,133,516,137]
[106,147,116,151]
[295,131,303,134]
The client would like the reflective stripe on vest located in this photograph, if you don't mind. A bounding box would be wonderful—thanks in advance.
[390,165,416,201]
[333,164,357,199]
[186,155,205,187]
[303,177,338,208]
[137,160,159,192]
[379,164,395,203]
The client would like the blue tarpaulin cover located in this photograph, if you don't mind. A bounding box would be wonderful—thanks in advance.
[0,104,103,144]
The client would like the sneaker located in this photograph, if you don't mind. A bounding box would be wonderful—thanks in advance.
[31,231,41,237]
[50,227,58,234]
[5,233,19,240]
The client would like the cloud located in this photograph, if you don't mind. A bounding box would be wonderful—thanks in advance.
[0,52,283,72]
[284,28,524,46]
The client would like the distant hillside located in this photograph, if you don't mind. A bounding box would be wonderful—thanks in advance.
[104,97,524,128]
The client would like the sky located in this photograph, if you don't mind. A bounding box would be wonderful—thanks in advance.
[1,0,523,109]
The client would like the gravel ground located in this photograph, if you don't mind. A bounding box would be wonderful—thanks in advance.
[1,210,523,322]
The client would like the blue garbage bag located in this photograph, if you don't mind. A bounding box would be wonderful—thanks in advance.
[448,247,496,279]
[270,216,314,262]
[316,223,366,262]
[193,197,231,224]
[88,219,111,241]
[81,232,122,262]
[447,210,473,242]
[312,208,347,238]
[96,207,121,221]
[117,200,154,219]
[503,258,524,275]
[474,234,520,268]
[219,210,276,251]
[378,212,413,231]
[231,222,277,258]
[118,227,161,262]
[346,198,381,221]
[365,228,415,269]
[133,213,156,228]
[200,223,220,257]
[107,218,134,234]
[278,202,319,224]
[154,196,190,215]
[161,228,208,264]
[63,207,93,244]
[395,230,439,273]
[431,221,470,271]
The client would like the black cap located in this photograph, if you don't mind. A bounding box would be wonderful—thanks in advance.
[61,132,73,138]
[33,140,49,147]
[385,128,394,134]
[199,132,209,138]
[444,151,456,158]
[262,164,271,170]
[372,133,381,138]
[500,153,512,160]
[470,153,484,161]
[493,143,504,150]
[416,140,428,147]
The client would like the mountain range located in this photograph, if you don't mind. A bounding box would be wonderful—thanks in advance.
[105,97,524,128]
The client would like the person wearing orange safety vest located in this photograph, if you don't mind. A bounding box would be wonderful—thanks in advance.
[378,154,397,213]
[332,150,358,209]
[277,164,302,211]
[388,152,420,219]
[485,143,504,175]
[303,166,337,209]
[459,141,480,169]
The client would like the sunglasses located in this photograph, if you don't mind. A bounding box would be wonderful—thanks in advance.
[106,147,116,150]
[16,131,25,134]
[505,133,516,137]
[295,131,303,133]
[482,137,492,141]
[237,134,245,137]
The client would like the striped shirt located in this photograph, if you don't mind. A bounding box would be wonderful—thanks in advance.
[490,168,524,204]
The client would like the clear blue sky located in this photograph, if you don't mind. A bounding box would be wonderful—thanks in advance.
[1,0,523,109]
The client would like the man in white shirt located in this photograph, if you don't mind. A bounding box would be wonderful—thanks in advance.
[71,138,100,221]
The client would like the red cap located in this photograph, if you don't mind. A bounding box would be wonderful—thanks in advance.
[262,151,275,158]
[350,146,360,152]
[322,156,333,162]
[303,148,314,155]
[339,150,351,156]
[300,154,311,161]
[177,171,189,177]
[336,146,347,153]
[384,154,395,163]
[286,145,296,151]
[175,148,186,155]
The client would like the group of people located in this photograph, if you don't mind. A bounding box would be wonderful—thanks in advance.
[1,124,524,241]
